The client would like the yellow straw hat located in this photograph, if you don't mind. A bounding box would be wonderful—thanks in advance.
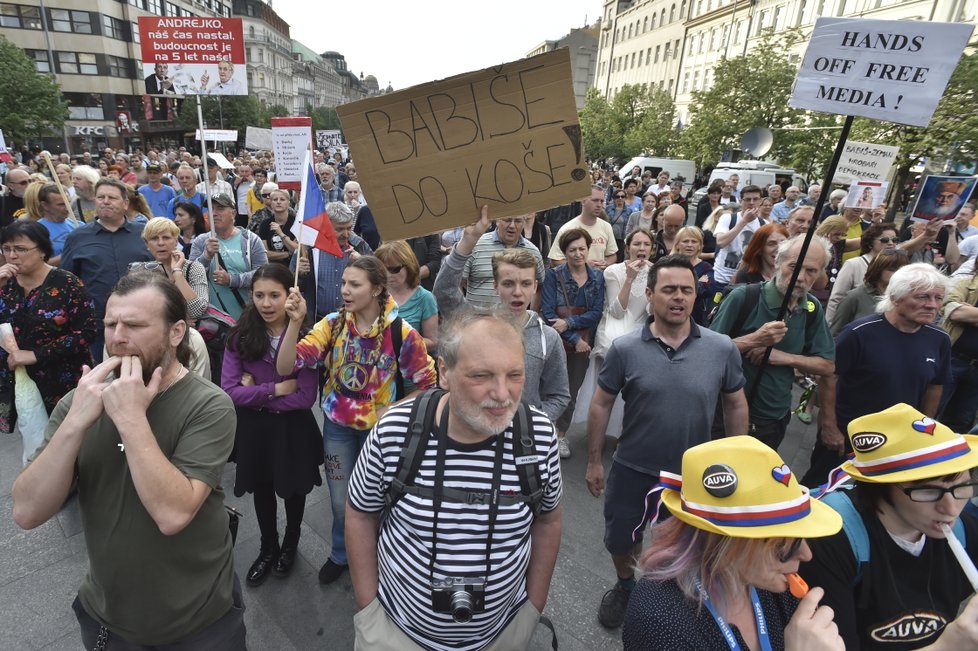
[842,403,978,483]
[660,436,841,538]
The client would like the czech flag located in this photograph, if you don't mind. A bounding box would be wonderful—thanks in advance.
[296,150,343,258]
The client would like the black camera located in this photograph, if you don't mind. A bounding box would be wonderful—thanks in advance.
[430,577,486,623]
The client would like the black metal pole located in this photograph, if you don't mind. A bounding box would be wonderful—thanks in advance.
[746,114,855,406]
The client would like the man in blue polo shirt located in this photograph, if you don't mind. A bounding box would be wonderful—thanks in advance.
[586,254,748,629]
[61,178,153,361]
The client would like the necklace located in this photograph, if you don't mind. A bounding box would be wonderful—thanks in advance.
[156,366,187,397]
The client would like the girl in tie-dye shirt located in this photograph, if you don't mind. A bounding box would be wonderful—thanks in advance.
[276,255,436,582]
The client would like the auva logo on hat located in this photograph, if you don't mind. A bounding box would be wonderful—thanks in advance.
[852,432,887,453]
[702,464,738,498]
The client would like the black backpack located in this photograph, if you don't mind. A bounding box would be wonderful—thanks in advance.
[385,389,545,517]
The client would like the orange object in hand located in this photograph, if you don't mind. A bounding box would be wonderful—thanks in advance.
[787,573,809,598]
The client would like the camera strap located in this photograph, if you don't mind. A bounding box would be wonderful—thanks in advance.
[428,402,503,586]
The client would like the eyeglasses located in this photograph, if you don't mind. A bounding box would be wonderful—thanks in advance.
[614,194,626,199]
[385,265,403,274]
[128,261,163,271]
[876,237,898,244]
[776,538,804,563]
[1,245,38,256]
[261,193,271,198]
[901,481,978,502]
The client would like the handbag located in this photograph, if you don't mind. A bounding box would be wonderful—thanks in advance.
[555,271,589,354]
[196,305,236,344]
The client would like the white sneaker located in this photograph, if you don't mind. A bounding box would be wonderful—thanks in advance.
[558,437,571,459]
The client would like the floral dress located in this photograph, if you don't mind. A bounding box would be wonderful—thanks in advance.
[0,268,97,430]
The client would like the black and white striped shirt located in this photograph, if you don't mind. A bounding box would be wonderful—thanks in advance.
[348,398,562,650]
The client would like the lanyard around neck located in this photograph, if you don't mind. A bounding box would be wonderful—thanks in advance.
[696,580,773,651]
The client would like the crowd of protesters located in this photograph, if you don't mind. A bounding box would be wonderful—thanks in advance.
[5,144,978,651]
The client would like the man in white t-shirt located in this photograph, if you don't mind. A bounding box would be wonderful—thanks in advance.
[713,184,765,287]
[548,185,619,271]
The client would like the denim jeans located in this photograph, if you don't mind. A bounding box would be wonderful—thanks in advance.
[939,357,978,434]
[323,418,370,565]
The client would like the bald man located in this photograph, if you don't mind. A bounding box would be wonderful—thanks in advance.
[653,204,687,262]
[1,168,30,227]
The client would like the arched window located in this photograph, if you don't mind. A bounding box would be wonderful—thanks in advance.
[670,4,676,22]
[652,14,657,29]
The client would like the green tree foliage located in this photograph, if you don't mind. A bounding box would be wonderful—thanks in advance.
[678,29,803,169]
[579,84,676,161]
[310,105,342,132]
[175,95,264,133]
[0,36,68,145]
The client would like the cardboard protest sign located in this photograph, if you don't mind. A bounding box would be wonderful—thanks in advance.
[316,130,343,150]
[337,48,589,241]
[245,126,272,151]
[835,141,898,184]
[138,17,247,96]
[909,175,977,223]
[271,117,313,190]
[789,18,974,127]
[195,129,238,142]
[845,181,889,209]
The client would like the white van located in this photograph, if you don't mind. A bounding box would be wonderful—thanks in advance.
[618,157,697,194]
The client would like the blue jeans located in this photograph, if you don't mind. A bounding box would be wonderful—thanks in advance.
[939,357,978,434]
[323,418,369,565]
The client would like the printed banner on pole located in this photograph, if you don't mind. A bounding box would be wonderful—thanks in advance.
[271,117,313,190]
[316,130,343,150]
[337,48,590,241]
[195,129,238,142]
[835,141,899,184]
[909,175,978,223]
[138,17,247,96]
[788,18,974,127]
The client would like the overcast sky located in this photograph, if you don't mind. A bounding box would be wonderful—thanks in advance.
[275,0,601,91]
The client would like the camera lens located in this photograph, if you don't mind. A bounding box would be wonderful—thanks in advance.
[450,590,474,623]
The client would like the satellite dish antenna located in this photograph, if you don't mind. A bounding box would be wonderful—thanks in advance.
[740,128,774,158]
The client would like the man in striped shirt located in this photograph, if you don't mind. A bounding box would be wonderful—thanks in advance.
[347,312,563,651]
[461,214,546,309]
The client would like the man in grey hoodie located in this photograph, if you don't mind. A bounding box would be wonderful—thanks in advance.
[435,208,570,423]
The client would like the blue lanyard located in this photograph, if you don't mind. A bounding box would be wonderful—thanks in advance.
[696,581,773,651]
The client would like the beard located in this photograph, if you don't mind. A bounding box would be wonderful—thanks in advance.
[452,396,519,438]
[107,341,172,383]
[934,203,958,217]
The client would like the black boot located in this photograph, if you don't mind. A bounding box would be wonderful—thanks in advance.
[274,528,299,578]
[247,543,279,587]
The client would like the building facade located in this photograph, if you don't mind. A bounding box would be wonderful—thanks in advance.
[0,0,231,153]
[596,0,978,124]
[234,0,292,110]
[526,23,601,109]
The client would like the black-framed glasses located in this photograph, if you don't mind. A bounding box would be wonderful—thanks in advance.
[385,265,403,275]
[902,482,978,502]
[614,194,626,199]
[776,538,804,563]
[1,245,38,256]
[877,237,898,244]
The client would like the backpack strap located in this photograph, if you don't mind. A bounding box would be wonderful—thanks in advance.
[821,489,870,583]
[390,316,405,401]
[730,283,762,339]
[511,402,544,517]
[386,388,445,512]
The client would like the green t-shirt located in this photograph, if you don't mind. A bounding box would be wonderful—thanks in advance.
[38,371,236,645]
[709,280,835,420]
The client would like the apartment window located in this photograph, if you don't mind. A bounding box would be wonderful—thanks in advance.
[258,49,264,63]
[57,52,98,75]
[670,3,676,22]
[638,50,643,65]
[652,14,657,29]
[709,28,717,50]
[693,70,700,90]
[631,52,636,67]
[698,33,705,53]
[166,2,179,16]
[64,93,104,120]
[628,24,633,38]
[680,0,687,18]
[647,47,652,62]
[106,54,130,78]
[128,0,145,8]
[665,43,672,59]
[643,17,648,32]
[683,72,690,93]
[131,21,140,43]
[103,15,126,40]
[838,0,857,15]
[147,0,163,15]
[668,79,674,93]
[0,3,41,28]
[688,39,695,55]
[756,9,770,35]
[24,49,49,73]
[773,5,785,30]
[705,69,712,89]
[674,39,680,56]
[259,72,265,85]
[50,9,92,33]
[655,45,661,63]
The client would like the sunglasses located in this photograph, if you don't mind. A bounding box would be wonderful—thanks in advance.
[776,538,804,563]
[877,237,898,244]
[262,193,271,198]
[385,265,403,274]
[614,194,626,199]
